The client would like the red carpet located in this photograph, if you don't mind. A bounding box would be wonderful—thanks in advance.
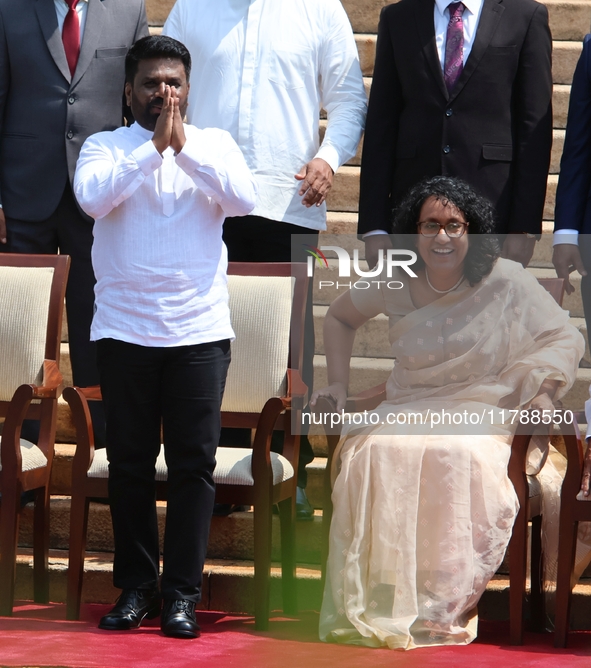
[1,602,591,668]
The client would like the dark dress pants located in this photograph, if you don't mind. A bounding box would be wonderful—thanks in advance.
[97,338,231,602]
[0,181,105,446]
[223,215,316,487]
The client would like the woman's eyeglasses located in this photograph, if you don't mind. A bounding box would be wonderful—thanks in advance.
[416,221,469,238]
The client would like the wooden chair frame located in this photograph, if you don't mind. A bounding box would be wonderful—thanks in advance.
[553,412,589,647]
[316,276,566,646]
[0,253,69,615]
[64,262,308,630]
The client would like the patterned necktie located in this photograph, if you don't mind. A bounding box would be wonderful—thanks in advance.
[62,0,81,76]
[443,2,465,93]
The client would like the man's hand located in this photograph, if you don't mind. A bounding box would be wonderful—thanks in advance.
[501,234,536,267]
[552,243,587,295]
[0,208,6,245]
[170,86,186,155]
[364,234,393,270]
[151,85,175,155]
[295,158,333,207]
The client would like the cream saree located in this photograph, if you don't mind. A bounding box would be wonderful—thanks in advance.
[319,259,585,650]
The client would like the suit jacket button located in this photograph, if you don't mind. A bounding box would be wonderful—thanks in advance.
[443,145,451,154]
[445,108,453,117]
[67,130,74,139]
[68,96,75,104]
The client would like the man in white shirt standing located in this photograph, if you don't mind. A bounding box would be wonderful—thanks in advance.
[74,35,257,639]
[163,0,367,519]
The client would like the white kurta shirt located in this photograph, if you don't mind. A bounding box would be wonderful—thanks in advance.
[163,0,367,230]
[74,122,257,347]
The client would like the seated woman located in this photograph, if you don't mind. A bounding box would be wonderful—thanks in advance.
[311,176,585,650]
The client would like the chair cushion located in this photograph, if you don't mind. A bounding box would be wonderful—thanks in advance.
[87,446,169,481]
[222,275,293,413]
[86,445,294,486]
[214,447,294,486]
[0,266,54,401]
[0,437,47,472]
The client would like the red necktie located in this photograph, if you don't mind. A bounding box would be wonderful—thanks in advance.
[62,0,80,77]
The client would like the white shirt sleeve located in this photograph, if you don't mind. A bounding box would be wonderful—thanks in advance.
[553,229,579,245]
[175,130,258,217]
[314,1,367,172]
[74,135,163,220]
[161,0,184,42]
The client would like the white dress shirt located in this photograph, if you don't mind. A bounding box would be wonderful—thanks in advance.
[365,0,485,240]
[434,0,484,68]
[74,122,257,347]
[54,0,88,40]
[163,0,367,231]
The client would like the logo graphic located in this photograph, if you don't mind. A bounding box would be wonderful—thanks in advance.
[304,244,329,269]
[305,245,418,291]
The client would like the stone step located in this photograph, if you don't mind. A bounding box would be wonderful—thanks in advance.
[328,168,559,218]
[551,129,565,174]
[14,548,323,615]
[13,551,591,629]
[18,496,324,564]
[145,0,591,41]
[554,40,583,85]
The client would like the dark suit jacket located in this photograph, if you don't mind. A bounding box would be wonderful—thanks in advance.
[358,0,553,235]
[0,0,148,221]
[555,35,591,234]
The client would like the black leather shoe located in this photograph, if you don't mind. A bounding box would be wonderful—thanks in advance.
[296,486,314,521]
[98,589,160,630]
[212,503,248,517]
[161,599,200,639]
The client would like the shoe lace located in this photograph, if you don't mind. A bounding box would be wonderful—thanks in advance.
[174,599,195,613]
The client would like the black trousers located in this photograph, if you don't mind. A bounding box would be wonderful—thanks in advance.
[223,215,317,488]
[0,181,105,446]
[97,338,231,602]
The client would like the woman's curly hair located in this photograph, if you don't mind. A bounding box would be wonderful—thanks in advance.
[391,176,501,286]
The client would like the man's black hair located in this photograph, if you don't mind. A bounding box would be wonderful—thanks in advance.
[125,35,192,84]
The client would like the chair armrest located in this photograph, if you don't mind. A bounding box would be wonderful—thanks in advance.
[251,396,288,483]
[63,386,98,479]
[286,369,308,404]
[1,384,37,472]
[558,414,585,502]
[32,359,63,398]
[77,385,102,401]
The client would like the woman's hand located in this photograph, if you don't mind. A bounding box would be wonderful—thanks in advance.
[582,440,591,497]
[528,392,555,413]
[310,382,348,413]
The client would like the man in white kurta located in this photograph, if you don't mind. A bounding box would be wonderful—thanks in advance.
[74,35,256,639]
[163,0,367,516]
